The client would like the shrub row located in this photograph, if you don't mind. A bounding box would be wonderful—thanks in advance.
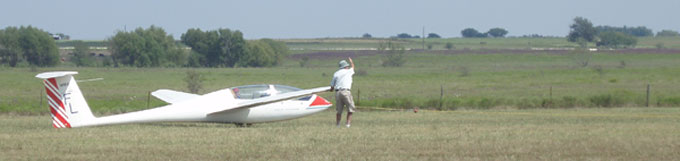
[357,94,680,110]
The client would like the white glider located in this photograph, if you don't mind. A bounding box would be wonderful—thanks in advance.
[36,71,332,128]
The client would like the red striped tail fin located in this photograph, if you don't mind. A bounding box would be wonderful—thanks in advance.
[44,77,71,128]
[36,71,95,128]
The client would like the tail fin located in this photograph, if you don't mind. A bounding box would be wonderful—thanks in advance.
[36,71,96,128]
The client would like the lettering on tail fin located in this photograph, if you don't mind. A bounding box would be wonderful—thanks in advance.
[63,92,78,114]
[45,78,71,128]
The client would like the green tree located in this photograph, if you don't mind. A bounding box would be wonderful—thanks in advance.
[71,40,94,67]
[656,30,680,37]
[427,33,441,38]
[596,32,637,48]
[240,40,276,67]
[487,28,508,38]
[109,25,182,67]
[567,17,597,47]
[181,28,286,68]
[259,38,288,66]
[461,28,486,38]
[0,26,59,67]
[396,33,413,38]
[596,26,653,37]
[181,28,246,67]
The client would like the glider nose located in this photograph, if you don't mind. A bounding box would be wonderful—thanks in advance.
[308,95,332,109]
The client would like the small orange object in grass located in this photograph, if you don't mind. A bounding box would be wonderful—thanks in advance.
[413,107,419,113]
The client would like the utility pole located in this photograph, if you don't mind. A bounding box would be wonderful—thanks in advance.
[422,26,426,50]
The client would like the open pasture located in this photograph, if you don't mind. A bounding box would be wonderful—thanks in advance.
[2,51,680,113]
[1,108,679,160]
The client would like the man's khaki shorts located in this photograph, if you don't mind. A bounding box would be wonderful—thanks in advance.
[335,90,356,114]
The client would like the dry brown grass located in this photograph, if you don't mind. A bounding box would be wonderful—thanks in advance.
[1,108,679,160]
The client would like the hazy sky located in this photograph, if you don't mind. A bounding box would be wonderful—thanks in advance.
[2,0,678,40]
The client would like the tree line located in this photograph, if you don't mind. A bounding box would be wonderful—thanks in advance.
[0,25,288,67]
[461,28,508,38]
[0,26,60,67]
[111,26,288,68]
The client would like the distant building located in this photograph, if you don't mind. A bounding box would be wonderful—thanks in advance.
[48,33,70,40]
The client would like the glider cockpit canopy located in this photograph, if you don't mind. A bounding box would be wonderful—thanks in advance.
[232,84,302,99]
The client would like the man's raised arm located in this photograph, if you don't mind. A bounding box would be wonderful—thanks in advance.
[349,57,354,69]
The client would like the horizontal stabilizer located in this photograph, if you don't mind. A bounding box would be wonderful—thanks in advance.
[151,89,200,104]
[36,71,78,79]
[207,86,331,116]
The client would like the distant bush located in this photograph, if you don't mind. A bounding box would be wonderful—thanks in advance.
[445,42,454,50]
[396,33,414,39]
[427,33,441,38]
[459,67,470,77]
[570,49,592,67]
[657,96,680,107]
[359,93,662,110]
[299,56,310,67]
[618,60,626,69]
[362,33,372,38]
[596,31,637,48]
[596,25,653,37]
[487,28,508,38]
[380,41,406,67]
[560,96,578,108]
[461,28,487,38]
[461,28,508,38]
[589,94,624,107]
[656,30,680,37]
[184,70,203,94]
[655,43,665,49]
[71,40,95,67]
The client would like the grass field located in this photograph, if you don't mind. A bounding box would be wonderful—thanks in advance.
[1,108,679,160]
[2,51,680,113]
[2,37,678,160]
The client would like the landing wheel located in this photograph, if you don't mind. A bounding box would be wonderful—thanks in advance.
[234,123,254,127]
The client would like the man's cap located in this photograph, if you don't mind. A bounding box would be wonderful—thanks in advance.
[338,60,350,69]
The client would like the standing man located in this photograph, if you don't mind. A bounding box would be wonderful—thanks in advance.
[330,57,356,128]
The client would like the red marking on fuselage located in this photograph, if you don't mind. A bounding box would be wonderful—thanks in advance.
[310,95,331,107]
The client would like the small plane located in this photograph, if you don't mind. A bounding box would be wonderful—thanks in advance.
[36,71,332,128]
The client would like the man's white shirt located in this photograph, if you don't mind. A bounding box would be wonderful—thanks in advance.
[331,68,354,90]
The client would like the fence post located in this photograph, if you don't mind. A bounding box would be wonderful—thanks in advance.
[357,89,360,106]
[439,85,443,110]
[147,91,151,108]
[646,84,650,107]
